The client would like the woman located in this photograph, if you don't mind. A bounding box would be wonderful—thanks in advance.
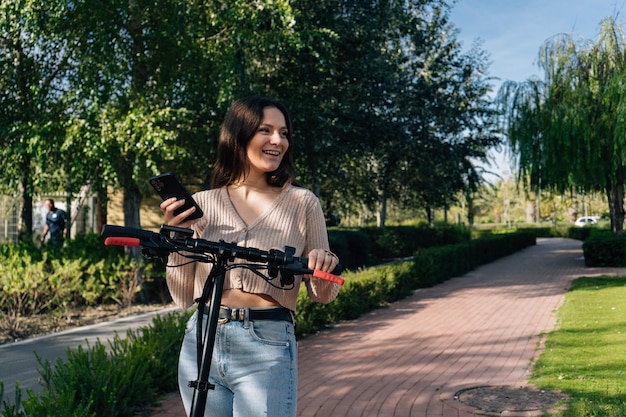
[161,96,341,417]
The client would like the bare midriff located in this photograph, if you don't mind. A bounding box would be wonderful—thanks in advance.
[220,288,281,308]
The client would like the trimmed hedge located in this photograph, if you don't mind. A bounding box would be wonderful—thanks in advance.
[413,232,536,288]
[327,229,372,269]
[328,224,472,268]
[296,231,536,335]
[582,235,626,266]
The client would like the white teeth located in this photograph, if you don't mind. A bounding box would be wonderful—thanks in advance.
[264,150,280,156]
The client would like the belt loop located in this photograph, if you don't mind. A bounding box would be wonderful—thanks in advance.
[243,308,250,328]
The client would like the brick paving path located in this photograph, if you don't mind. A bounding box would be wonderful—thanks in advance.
[150,238,626,417]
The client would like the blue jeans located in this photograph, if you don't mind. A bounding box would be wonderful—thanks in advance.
[178,310,298,417]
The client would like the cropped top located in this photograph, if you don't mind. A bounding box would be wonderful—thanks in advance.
[165,185,341,312]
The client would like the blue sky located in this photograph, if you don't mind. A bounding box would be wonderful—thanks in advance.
[449,0,626,178]
[450,0,626,90]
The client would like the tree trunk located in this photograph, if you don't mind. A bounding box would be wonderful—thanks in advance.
[122,165,142,250]
[65,177,74,241]
[465,192,474,226]
[65,192,72,242]
[526,201,535,223]
[377,187,387,227]
[426,206,434,226]
[605,177,614,231]
[96,189,107,233]
[466,200,474,226]
[17,160,33,242]
[612,164,625,235]
[122,162,146,303]
[535,193,541,223]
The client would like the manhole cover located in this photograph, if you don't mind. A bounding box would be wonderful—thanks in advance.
[455,385,566,413]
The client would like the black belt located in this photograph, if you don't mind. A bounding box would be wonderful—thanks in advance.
[216,306,293,325]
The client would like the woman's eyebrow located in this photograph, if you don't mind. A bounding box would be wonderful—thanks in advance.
[260,122,288,130]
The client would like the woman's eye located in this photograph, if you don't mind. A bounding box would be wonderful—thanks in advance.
[259,127,270,133]
[280,130,288,138]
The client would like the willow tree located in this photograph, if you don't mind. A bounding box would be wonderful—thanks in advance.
[498,17,626,234]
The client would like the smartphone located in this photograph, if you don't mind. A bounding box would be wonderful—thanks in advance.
[149,172,204,220]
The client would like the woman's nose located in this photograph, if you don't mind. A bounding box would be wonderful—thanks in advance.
[269,130,282,144]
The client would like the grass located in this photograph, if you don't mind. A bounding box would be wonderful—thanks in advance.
[530,276,626,416]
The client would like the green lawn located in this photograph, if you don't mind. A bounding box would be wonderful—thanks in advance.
[530,276,626,416]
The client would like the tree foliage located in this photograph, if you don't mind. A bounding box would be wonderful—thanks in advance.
[498,17,626,234]
[0,0,498,237]
[0,0,75,240]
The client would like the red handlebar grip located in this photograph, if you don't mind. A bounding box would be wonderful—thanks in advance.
[312,270,345,286]
[104,237,141,246]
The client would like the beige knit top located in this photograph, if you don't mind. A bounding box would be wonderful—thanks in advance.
[165,185,341,312]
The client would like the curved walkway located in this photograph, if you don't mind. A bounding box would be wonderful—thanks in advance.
[151,238,626,417]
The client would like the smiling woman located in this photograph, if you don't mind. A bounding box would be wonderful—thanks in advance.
[157,96,342,417]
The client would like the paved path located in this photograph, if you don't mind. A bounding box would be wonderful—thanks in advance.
[150,238,626,417]
[0,306,179,403]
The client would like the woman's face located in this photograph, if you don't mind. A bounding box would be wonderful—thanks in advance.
[245,106,290,180]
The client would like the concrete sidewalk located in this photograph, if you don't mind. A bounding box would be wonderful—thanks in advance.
[150,238,626,417]
[0,306,180,403]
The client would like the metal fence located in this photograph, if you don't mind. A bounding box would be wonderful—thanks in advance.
[0,193,98,243]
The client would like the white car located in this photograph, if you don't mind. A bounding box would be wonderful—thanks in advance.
[574,216,599,227]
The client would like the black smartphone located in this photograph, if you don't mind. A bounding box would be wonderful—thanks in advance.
[149,172,204,220]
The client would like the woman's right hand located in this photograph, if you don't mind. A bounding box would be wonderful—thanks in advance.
[160,197,199,227]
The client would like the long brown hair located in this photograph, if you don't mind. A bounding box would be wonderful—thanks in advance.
[210,96,296,189]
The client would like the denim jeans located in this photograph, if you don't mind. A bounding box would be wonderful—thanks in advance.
[178,310,298,417]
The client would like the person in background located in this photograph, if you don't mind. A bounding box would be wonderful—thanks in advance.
[160,96,341,417]
[41,199,66,246]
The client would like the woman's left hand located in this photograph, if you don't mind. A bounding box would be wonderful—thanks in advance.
[306,249,339,275]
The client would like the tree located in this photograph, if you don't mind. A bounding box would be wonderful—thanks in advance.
[277,0,499,227]
[498,17,626,234]
[0,0,77,241]
[61,0,304,235]
[0,0,502,236]
[380,2,499,226]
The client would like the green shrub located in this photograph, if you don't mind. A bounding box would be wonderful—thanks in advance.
[0,243,154,337]
[0,251,92,335]
[566,226,593,241]
[2,311,189,417]
[295,260,417,336]
[295,295,335,335]
[327,276,380,320]
[515,226,558,238]
[60,233,124,262]
[413,232,536,287]
[582,235,626,266]
[328,229,372,269]
[353,224,471,262]
[560,225,612,241]
[296,232,535,336]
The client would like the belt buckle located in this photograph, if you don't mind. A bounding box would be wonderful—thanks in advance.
[231,308,246,321]
[218,306,231,326]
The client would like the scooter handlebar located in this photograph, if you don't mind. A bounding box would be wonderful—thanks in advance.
[102,224,343,285]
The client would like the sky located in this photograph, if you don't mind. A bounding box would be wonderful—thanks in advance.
[449,0,626,179]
